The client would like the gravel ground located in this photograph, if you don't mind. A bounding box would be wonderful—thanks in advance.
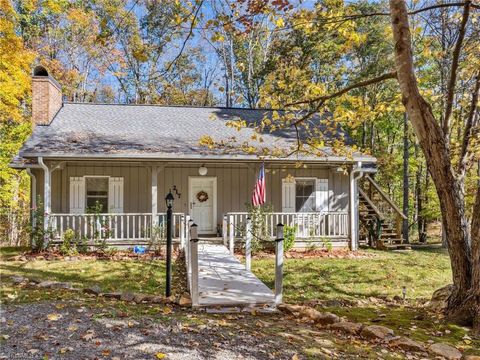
[0,301,307,360]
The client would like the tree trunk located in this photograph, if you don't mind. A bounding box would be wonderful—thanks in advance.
[389,0,473,322]
[402,112,409,243]
[470,163,480,333]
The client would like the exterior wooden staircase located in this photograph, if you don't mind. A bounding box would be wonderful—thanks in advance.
[359,175,410,250]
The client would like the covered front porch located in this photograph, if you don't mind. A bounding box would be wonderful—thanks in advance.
[26,158,363,249]
[48,210,350,248]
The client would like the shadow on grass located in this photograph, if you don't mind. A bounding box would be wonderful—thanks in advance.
[0,260,167,294]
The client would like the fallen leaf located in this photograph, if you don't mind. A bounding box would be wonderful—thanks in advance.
[102,349,111,356]
[162,307,172,315]
[67,325,78,331]
[155,352,167,359]
[47,313,62,321]
[82,332,95,341]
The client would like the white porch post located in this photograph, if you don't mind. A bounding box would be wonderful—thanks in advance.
[151,166,158,226]
[26,168,37,229]
[38,157,51,247]
[229,214,234,255]
[349,163,362,251]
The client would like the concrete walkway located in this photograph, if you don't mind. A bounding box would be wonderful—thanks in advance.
[197,243,275,307]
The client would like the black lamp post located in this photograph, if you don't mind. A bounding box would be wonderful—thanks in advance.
[165,190,174,297]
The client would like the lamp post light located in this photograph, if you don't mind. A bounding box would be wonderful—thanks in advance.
[165,190,174,297]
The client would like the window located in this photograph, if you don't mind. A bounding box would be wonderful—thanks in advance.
[86,177,108,213]
[295,179,315,212]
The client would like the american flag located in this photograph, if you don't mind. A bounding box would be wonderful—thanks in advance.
[252,163,266,206]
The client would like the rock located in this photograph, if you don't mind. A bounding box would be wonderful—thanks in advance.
[300,307,322,320]
[37,280,57,288]
[330,321,363,335]
[10,276,27,284]
[49,282,73,289]
[133,294,149,303]
[314,312,340,326]
[277,303,306,314]
[120,292,136,302]
[361,325,395,341]
[427,284,454,311]
[429,343,462,360]
[150,296,165,304]
[166,295,176,304]
[83,286,102,295]
[178,296,192,307]
[103,292,122,300]
[389,337,426,352]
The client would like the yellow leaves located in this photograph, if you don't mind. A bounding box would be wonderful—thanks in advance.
[211,32,225,42]
[275,17,285,28]
[155,353,167,359]
[47,313,62,321]
[0,0,35,122]
[162,306,173,315]
[199,135,214,149]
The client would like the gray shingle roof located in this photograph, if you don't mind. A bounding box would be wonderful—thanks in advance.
[18,103,375,162]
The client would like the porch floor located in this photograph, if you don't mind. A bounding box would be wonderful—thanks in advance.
[197,243,275,307]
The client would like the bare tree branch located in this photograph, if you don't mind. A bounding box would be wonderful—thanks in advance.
[164,0,204,74]
[458,72,480,177]
[286,71,397,108]
[443,1,472,137]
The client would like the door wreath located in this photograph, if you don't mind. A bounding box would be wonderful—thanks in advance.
[196,190,209,203]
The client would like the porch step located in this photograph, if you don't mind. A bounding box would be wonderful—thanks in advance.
[385,243,412,250]
[198,237,224,245]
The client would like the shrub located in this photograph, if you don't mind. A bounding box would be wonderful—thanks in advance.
[246,203,273,253]
[321,237,333,252]
[149,224,165,254]
[283,225,296,252]
[30,197,54,252]
[60,228,78,255]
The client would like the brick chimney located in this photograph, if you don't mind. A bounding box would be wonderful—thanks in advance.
[32,65,62,125]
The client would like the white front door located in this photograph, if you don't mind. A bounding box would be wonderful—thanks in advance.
[189,177,217,234]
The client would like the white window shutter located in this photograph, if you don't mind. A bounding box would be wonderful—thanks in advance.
[282,179,296,212]
[316,178,329,212]
[108,177,124,213]
[69,177,85,214]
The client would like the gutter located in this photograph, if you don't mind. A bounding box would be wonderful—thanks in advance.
[18,152,377,164]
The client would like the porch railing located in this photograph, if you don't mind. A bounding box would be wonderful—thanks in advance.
[49,213,184,242]
[224,211,349,240]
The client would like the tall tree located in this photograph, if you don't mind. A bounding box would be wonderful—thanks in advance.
[0,0,35,245]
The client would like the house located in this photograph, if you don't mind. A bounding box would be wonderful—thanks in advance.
[11,66,401,250]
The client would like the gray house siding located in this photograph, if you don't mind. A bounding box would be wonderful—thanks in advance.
[35,160,349,227]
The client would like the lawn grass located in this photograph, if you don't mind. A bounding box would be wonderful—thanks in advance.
[0,259,166,295]
[252,247,452,303]
[0,246,30,260]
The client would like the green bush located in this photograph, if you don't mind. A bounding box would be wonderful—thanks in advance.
[283,225,296,252]
[29,196,54,252]
[246,203,273,253]
[321,237,333,252]
[59,228,78,255]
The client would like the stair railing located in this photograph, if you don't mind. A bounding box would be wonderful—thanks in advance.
[363,175,407,241]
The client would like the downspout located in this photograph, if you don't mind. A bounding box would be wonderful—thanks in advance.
[349,162,363,251]
[26,168,37,230]
[38,157,51,248]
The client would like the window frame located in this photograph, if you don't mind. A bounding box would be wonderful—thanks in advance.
[84,175,110,213]
[293,177,317,213]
